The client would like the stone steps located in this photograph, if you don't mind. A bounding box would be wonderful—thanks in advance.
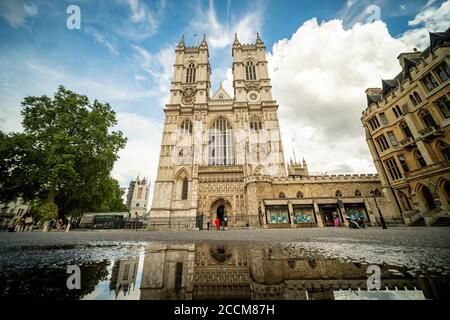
[431,217,450,227]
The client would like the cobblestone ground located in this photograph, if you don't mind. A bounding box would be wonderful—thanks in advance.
[0,227,449,274]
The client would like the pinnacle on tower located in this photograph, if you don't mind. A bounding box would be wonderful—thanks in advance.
[200,34,208,47]
[256,32,264,45]
[178,34,185,48]
[233,33,241,46]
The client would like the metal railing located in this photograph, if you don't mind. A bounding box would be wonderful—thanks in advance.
[147,217,197,230]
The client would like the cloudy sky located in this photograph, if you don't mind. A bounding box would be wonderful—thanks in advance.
[1,0,449,201]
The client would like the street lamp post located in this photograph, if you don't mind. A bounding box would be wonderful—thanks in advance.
[335,196,344,226]
[371,190,387,229]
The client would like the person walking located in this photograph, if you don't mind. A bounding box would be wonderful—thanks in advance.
[215,217,220,230]
[207,216,211,230]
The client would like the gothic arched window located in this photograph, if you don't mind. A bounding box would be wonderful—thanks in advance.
[355,190,362,197]
[208,117,234,165]
[414,91,422,103]
[250,115,262,131]
[335,190,343,197]
[181,119,192,134]
[419,109,436,128]
[414,150,427,168]
[373,188,382,197]
[279,192,286,199]
[296,191,304,198]
[245,61,256,81]
[399,121,413,139]
[181,177,188,200]
[186,63,196,83]
[392,107,399,118]
[410,95,417,106]
[437,140,450,161]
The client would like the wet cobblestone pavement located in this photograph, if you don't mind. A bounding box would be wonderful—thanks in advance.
[0,228,449,299]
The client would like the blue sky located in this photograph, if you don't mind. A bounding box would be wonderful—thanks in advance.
[0,0,449,195]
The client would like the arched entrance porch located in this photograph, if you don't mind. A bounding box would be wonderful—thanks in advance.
[419,185,437,211]
[209,198,233,226]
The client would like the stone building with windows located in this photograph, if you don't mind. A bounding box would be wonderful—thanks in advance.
[362,30,450,226]
[148,34,390,230]
[0,198,30,230]
[126,175,150,217]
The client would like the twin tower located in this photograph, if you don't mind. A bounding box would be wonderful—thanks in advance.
[149,33,287,229]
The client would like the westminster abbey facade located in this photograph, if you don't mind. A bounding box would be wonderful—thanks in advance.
[149,34,392,230]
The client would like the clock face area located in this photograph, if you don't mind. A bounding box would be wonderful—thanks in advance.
[247,91,260,103]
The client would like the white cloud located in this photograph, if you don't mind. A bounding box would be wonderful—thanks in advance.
[0,0,38,28]
[117,0,167,40]
[268,18,409,174]
[132,44,175,106]
[399,0,450,50]
[134,74,147,81]
[189,0,264,49]
[84,26,119,55]
[113,112,163,204]
[425,0,438,8]
[337,0,383,27]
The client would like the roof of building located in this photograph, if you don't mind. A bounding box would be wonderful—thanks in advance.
[366,29,450,107]
[211,83,233,100]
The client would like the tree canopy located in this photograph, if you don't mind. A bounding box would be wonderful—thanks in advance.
[0,86,128,219]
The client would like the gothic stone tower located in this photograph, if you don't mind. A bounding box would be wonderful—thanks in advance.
[126,175,150,218]
[149,33,286,230]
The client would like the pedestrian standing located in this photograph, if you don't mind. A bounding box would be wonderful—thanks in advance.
[224,215,228,230]
[215,218,220,230]
[207,216,211,230]
[334,213,339,227]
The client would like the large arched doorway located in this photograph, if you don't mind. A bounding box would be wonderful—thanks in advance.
[217,205,225,221]
[420,185,437,211]
[209,198,233,225]
[439,179,450,207]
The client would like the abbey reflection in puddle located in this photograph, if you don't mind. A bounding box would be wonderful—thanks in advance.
[137,242,447,300]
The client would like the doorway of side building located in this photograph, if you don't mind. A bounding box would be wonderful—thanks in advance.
[441,180,450,206]
[420,185,437,211]
[319,206,338,227]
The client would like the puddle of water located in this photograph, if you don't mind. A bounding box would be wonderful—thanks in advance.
[0,241,448,300]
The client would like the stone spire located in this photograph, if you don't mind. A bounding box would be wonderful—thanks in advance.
[178,34,185,48]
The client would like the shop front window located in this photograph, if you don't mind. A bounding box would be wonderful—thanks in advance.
[267,206,289,224]
[293,206,315,224]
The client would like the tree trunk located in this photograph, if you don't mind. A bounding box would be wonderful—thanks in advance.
[48,189,56,202]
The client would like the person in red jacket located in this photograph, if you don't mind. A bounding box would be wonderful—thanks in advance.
[215,217,220,230]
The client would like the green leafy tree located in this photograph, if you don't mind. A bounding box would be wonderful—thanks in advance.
[37,200,58,222]
[0,86,127,219]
